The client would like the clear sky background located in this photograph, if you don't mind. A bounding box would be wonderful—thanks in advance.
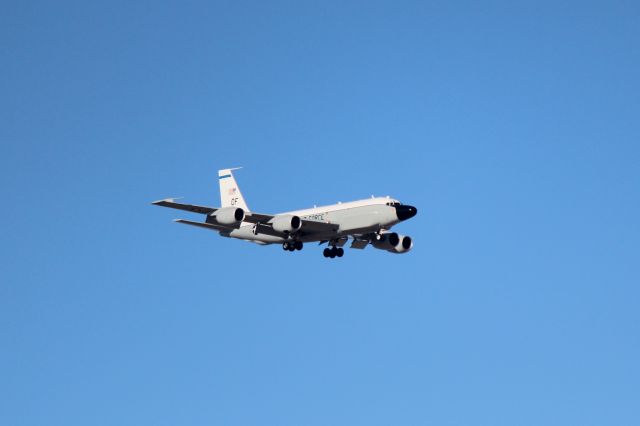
[1,1,639,425]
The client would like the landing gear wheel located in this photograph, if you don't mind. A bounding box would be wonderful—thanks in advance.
[282,242,289,251]
[295,241,303,251]
[288,244,295,252]
[329,246,337,258]
[323,246,344,259]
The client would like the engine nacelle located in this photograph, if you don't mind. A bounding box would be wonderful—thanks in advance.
[371,232,401,250]
[388,235,413,254]
[271,214,302,233]
[371,232,413,253]
[209,206,245,225]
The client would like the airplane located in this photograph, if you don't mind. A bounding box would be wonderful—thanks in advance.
[152,167,418,259]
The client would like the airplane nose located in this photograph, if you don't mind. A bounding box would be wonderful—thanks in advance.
[395,205,417,221]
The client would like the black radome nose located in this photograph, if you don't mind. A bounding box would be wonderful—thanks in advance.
[395,205,417,221]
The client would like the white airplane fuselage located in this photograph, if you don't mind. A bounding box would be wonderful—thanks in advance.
[224,197,407,244]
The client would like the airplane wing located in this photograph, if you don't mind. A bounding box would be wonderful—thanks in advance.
[152,199,272,222]
[249,220,338,238]
[153,199,338,237]
[173,219,231,232]
[152,199,215,214]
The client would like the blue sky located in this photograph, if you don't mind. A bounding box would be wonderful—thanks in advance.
[1,1,639,425]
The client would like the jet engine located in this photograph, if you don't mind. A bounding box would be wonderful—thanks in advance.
[371,232,400,250]
[271,214,302,233]
[388,235,413,253]
[209,206,245,225]
[371,232,413,253]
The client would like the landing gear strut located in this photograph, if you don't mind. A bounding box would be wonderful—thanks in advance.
[323,246,344,259]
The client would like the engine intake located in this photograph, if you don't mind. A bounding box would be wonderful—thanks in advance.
[371,232,399,250]
[271,214,302,233]
[208,207,245,225]
[390,235,413,253]
[372,232,413,254]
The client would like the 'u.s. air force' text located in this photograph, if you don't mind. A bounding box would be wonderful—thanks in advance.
[302,213,326,221]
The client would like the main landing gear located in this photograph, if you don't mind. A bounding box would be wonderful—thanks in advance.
[282,241,303,252]
[323,246,344,259]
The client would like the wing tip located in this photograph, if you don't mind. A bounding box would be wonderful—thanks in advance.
[151,197,181,205]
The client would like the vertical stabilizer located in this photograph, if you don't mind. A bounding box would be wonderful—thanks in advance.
[218,168,250,211]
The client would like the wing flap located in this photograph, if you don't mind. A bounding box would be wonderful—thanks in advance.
[350,239,369,249]
[250,219,339,238]
[243,212,274,223]
[253,223,283,238]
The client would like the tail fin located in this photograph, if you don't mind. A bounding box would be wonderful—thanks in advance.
[218,167,250,211]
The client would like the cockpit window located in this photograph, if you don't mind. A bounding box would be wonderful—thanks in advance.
[386,202,401,207]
